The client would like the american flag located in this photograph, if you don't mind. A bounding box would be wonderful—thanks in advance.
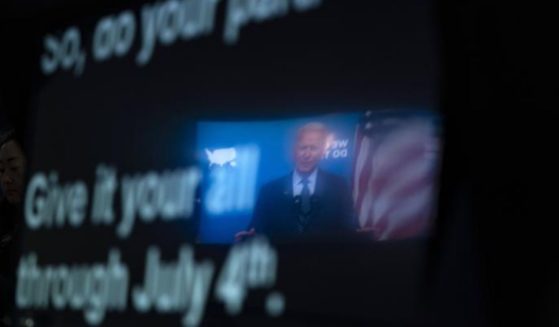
[352,111,440,240]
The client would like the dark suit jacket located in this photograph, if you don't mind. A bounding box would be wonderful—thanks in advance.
[0,199,20,317]
[250,170,355,241]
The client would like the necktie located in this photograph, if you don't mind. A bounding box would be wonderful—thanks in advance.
[300,177,311,215]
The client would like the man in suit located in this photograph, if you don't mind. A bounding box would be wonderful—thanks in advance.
[0,129,27,322]
[236,122,355,242]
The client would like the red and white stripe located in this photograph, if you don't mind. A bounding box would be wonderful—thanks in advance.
[352,117,439,240]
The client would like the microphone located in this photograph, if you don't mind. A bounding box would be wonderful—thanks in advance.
[293,195,302,209]
[293,195,318,215]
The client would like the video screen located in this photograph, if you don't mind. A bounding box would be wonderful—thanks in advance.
[197,110,441,244]
[0,0,456,325]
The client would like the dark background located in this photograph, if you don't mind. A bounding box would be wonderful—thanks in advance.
[1,0,556,326]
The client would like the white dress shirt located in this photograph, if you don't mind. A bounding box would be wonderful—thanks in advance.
[292,169,318,196]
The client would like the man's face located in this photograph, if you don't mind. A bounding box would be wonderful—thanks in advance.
[294,130,326,174]
[0,140,26,204]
